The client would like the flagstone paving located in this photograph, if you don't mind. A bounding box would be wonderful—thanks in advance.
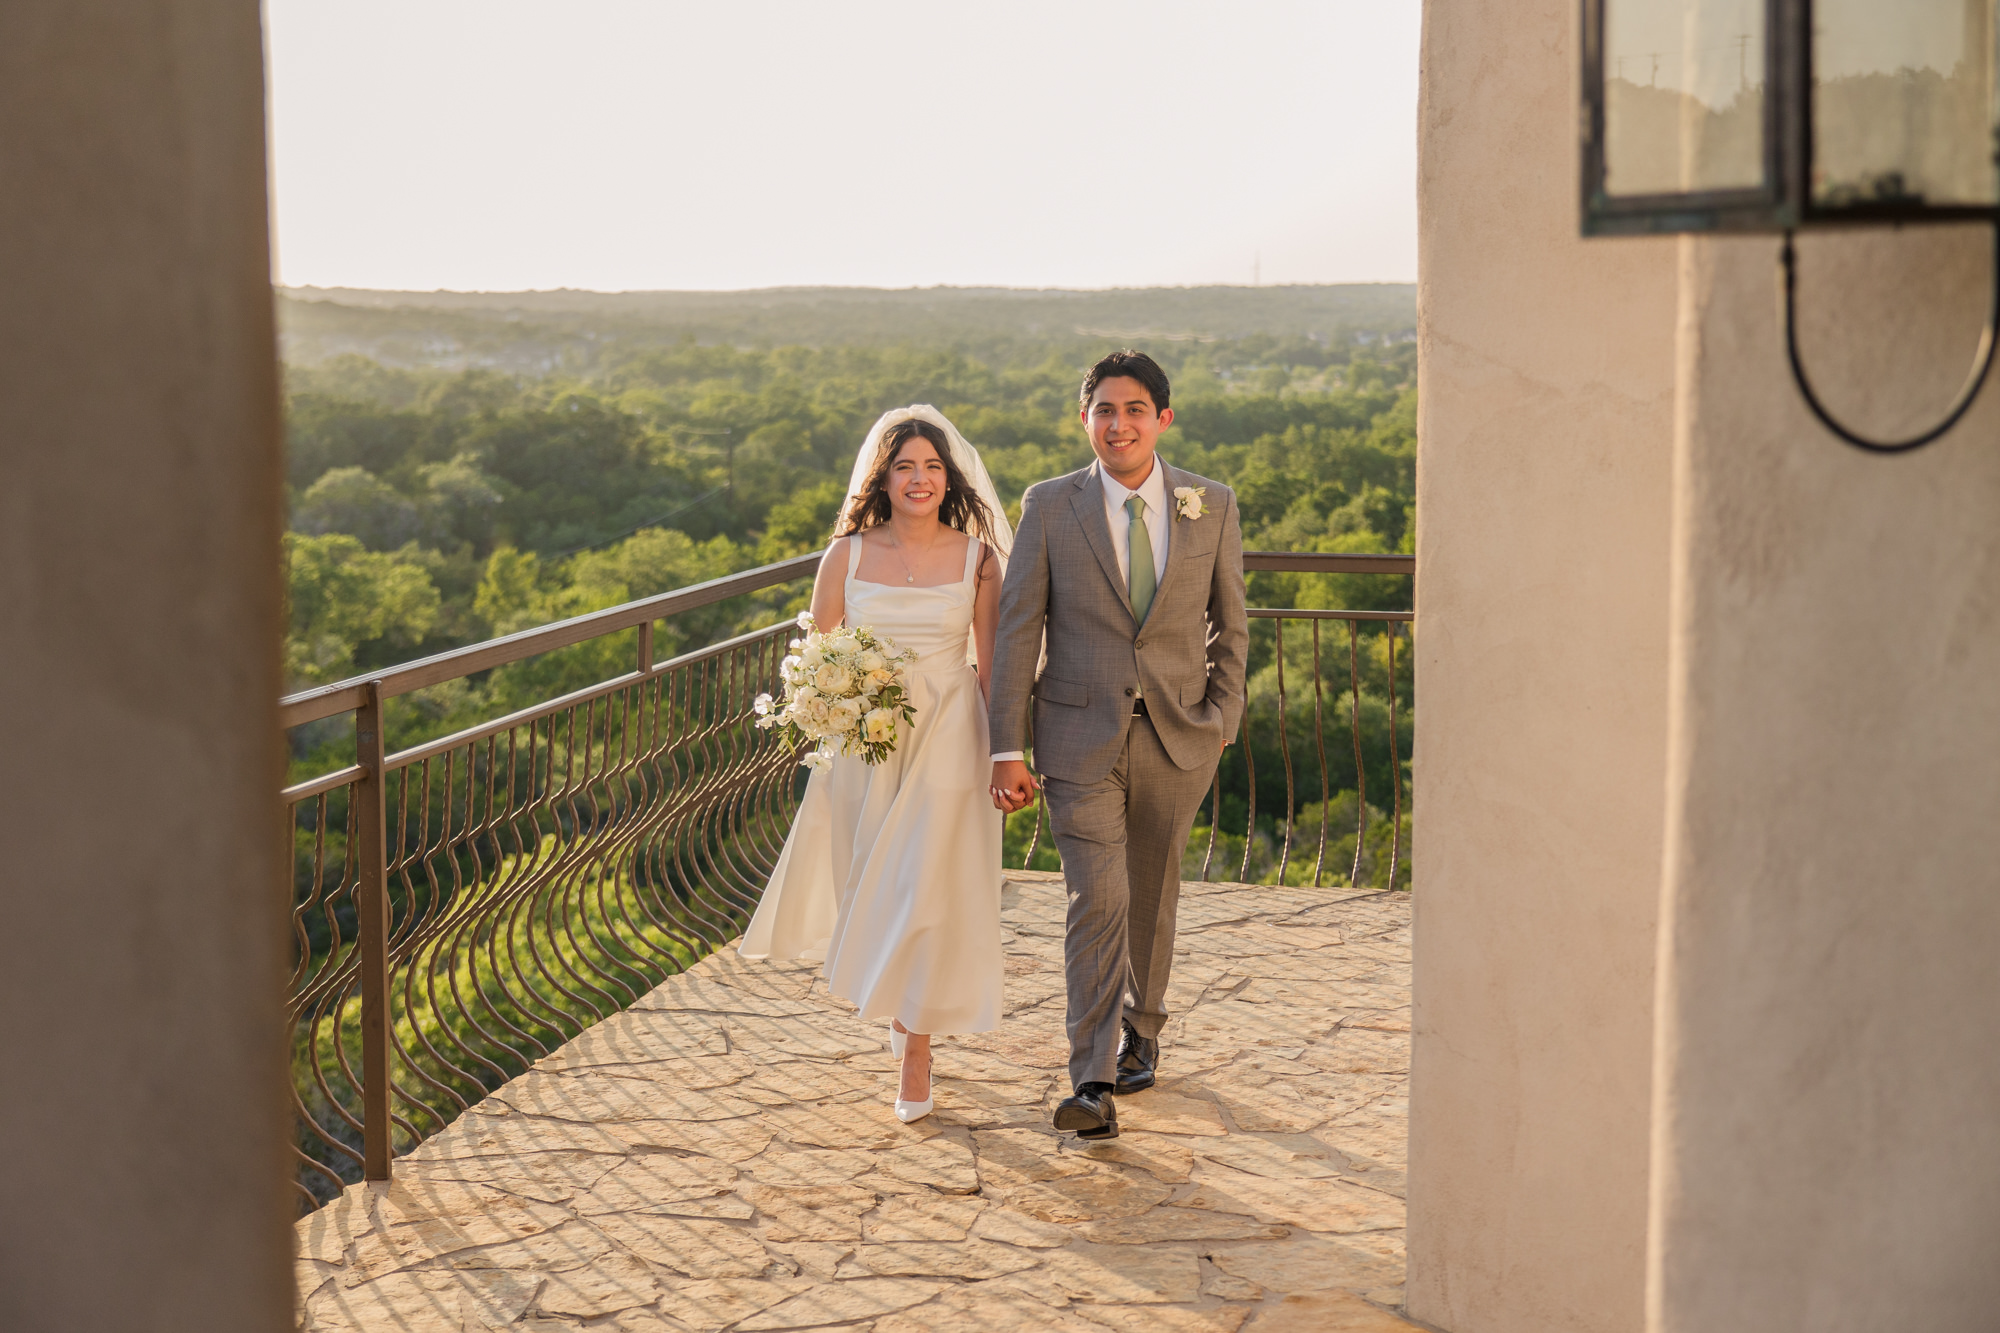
[295,871,1417,1332]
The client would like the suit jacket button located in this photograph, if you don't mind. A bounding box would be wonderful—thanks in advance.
[1124,687,1136,697]
[1135,640,1145,649]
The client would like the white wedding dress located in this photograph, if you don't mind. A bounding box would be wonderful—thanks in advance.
[738,533,1003,1035]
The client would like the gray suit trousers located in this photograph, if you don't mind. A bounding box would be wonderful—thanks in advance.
[1044,713,1217,1089]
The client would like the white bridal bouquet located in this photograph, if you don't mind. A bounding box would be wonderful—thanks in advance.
[754,613,918,769]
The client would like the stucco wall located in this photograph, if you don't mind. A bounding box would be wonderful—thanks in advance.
[0,2,291,1330]
[1408,1,1676,1330]
[1651,229,2000,1331]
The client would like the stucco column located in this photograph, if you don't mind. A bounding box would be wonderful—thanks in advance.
[1650,229,2000,1330]
[1409,0,1676,1329]
[0,3,290,1330]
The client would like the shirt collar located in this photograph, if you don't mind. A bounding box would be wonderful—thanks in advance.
[1100,457,1169,512]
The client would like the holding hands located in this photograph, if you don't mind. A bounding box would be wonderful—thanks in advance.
[989,759,1038,814]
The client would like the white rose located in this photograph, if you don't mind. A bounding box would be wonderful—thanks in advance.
[857,649,886,673]
[827,633,862,659]
[861,675,882,697]
[813,663,853,695]
[864,708,898,743]
[799,644,825,669]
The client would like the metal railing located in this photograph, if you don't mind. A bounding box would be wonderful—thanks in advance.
[282,555,817,1210]
[281,546,1411,1211]
[1015,552,1414,892]
[1202,607,1410,886]
[1228,550,1414,888]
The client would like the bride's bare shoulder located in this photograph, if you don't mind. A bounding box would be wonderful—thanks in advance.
[818,532,860,571]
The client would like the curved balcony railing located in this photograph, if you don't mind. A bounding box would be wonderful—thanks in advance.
[280,547,1411,1211]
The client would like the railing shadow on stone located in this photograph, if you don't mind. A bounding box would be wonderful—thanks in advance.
[279,547,1411,1213]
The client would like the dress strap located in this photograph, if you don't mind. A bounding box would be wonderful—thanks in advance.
[961,534,981,585]
[846,533,864,579]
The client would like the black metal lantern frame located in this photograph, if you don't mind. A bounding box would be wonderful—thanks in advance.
[1581,0,1788,236]
[1580,0,2000,451]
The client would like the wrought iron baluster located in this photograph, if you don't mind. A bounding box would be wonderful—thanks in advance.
[1200,774,1220,883]
[488,725,563,1054]
[1022,789,1049,870]
[1238,622,1259,883]
[287,795,324,992]
[1387,623,1404,892]
[566,695,648,1006]
[1310,620,1330,887]
[1347,620,1368,888]
[353,682,392,1180]
[1275,619,1295,884]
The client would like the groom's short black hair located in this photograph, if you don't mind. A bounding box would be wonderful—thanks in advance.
[1080,350,1171,414]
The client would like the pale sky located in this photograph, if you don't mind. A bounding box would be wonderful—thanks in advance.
[265,1,1419,292]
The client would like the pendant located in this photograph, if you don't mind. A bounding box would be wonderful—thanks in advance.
[906,574,915,583]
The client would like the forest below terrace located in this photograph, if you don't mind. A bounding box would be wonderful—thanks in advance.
[280,284,1417,886]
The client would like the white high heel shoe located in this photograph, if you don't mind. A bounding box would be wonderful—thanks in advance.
[889,1020,906,1059]
[894,1050,933,1123]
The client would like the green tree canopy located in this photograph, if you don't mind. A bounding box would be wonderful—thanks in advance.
[284,533,441,684]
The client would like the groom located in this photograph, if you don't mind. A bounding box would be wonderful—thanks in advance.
[987,350,1248,1140]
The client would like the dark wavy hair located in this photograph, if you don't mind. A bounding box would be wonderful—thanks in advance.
[834,418,1001,547]
[1080,348,1171,413]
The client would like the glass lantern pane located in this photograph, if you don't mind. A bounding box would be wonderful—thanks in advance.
[1813,0,1997,208]
[1604,0,1766,196]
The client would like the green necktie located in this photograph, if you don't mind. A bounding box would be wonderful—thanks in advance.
[1125,494,1156,625]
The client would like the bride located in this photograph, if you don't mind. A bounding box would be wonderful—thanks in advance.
[738,405,1010,1122]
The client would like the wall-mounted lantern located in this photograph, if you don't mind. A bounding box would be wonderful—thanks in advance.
[1579,0,2000,451]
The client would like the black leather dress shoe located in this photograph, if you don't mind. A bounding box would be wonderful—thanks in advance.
[1115,1020,1158,1095]
[1052,1081,1119,1139]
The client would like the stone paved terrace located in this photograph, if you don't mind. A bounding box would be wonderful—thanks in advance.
[294,872,1416,1333]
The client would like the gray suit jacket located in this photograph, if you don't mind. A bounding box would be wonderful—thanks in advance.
[988,460,1249,784]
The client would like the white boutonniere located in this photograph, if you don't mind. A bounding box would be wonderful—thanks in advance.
[1173,486,1207,521]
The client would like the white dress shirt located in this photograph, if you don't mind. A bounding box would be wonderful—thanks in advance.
[1098,459,1171,592]
[992,460,1170,765]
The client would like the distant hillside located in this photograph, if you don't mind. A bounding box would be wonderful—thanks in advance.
[278,284,1417,374]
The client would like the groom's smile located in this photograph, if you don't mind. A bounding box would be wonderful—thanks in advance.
[1083,374,1175,488]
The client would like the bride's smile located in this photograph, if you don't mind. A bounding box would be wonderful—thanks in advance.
[888,441,948,517]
